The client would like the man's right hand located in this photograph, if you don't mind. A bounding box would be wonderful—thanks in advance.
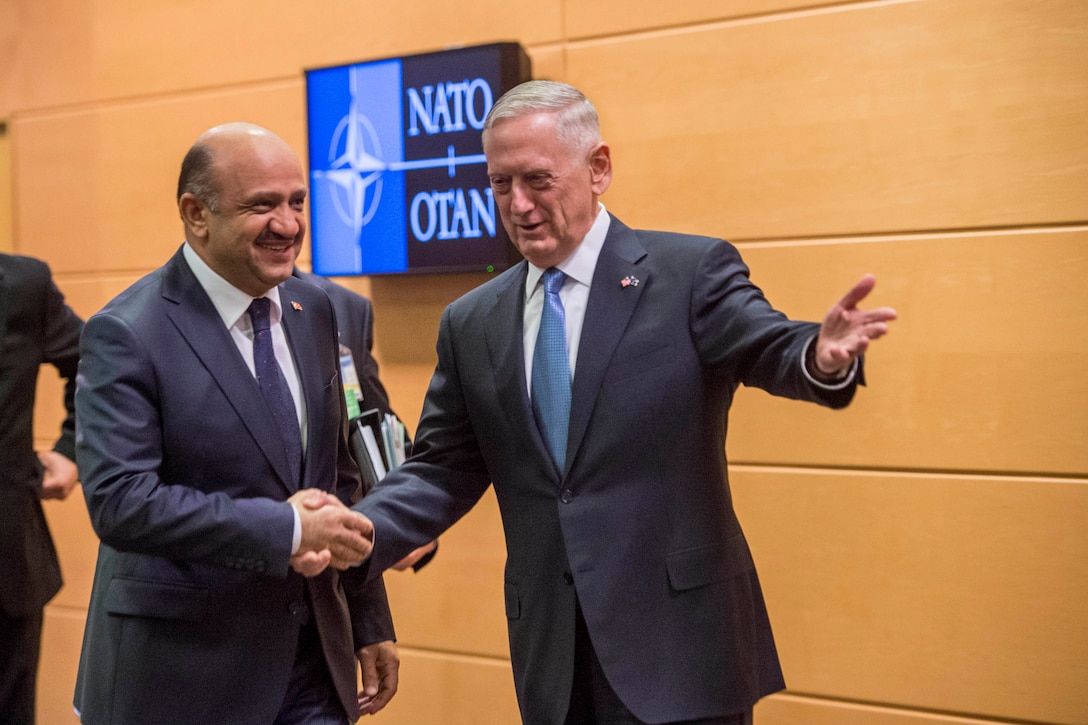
[288,489,373,575]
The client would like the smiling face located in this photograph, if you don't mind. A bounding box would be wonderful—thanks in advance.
[483,111,611,269]
[180,126,307,297]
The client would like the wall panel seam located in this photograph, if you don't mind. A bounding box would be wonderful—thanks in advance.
[730,463,1088,484]
[731,223,1088,248]
[564,0,922,45]
[771,690,1061,725]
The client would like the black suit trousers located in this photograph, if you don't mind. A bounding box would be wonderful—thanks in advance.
[566,599,754,725]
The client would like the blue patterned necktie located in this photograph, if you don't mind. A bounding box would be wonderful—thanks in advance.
[532,268,571,470]
[248,298,302,486]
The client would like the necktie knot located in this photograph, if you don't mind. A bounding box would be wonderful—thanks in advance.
[543,267,566,296]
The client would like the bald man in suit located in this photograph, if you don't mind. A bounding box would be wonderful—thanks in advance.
[74,123,398,724]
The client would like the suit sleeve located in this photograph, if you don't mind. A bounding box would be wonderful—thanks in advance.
[690,239,858,409]
[354,305,492,578]
[76,311,296,576]
[40,273,83,461]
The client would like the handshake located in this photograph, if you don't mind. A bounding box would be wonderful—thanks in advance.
[288,489,374,577]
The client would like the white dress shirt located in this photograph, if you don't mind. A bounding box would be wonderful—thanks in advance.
[523,203,611,395]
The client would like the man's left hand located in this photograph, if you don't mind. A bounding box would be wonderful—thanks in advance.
[815,274,898,376]
[357,640,399,716]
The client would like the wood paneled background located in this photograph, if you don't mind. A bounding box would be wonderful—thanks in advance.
[2,0,1085,723]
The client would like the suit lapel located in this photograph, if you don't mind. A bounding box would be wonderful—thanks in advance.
[485,262,554,466]
[161,250,298,492]
[278,277,326,491]
[566,217,648,472]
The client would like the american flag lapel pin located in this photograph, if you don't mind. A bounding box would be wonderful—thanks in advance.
[291,301,303,311]
[621,276,640,288]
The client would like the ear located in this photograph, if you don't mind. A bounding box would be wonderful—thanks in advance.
[178,192,210,240]
[588,142,612,196]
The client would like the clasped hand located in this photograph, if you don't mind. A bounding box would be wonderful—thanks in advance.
[288,489,374,577]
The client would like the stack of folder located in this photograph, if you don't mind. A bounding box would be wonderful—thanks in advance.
[348,409,407,495]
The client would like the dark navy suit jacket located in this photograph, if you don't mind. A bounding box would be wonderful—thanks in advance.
[356,215,860,724]
[74,247,393,724]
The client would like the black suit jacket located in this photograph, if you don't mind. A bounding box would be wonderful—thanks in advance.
[357,216,861,724]
[73,247,394,724]
[0,253,83,617]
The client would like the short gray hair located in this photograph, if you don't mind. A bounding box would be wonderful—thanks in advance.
[484,80,601,155]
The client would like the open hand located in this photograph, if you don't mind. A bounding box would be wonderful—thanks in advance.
[815,274,897,375]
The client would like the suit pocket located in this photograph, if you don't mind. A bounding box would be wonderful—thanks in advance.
[666,536,755,592]
[105,577,209,622]
[504,581,521,620]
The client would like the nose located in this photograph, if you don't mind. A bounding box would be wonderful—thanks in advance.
[269,204,303,238]
[509,181,534,216]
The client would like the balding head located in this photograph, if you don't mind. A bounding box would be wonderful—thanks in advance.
[177,123,308,296]
[177,123,293,212]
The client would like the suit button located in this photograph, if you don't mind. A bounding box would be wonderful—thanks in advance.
[560,489,573,503]
[288,601,308,617]
[562,571,574,585]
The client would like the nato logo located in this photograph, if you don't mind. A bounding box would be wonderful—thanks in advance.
[306,43,531,276]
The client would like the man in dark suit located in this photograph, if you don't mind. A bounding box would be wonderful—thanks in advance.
[0,253,84,724]
[348,81,897,724]
[74,123,398,724]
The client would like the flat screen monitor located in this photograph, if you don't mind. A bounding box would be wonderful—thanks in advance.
[305,42,531,276]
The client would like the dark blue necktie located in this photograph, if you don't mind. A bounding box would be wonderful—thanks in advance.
[249,298,302,486]
[532,268,571,470]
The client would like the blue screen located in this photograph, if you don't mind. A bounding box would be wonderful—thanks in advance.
[305,44,530,276]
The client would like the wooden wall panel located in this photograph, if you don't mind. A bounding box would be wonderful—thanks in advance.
[727,229,1088,476]
[732,466,1088,723]
[0,0,95,117]
[370,648,520,724]
[4,0,561,112]
[755,692,1032,725]
[567,0,1088,239]
[13,81,308,276]
[37,608,84,725]
[41,489,97,610]
[370,273,488,366]
[566,0,850,39]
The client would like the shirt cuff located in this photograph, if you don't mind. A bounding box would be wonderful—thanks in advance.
[801,334,858,391]
[290,504,301,555]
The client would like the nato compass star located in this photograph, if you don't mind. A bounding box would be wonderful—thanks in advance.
[312,66,487,245]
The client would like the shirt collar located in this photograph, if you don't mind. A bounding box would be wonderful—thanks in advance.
[182,242,283,329]
[525,203,611,299]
